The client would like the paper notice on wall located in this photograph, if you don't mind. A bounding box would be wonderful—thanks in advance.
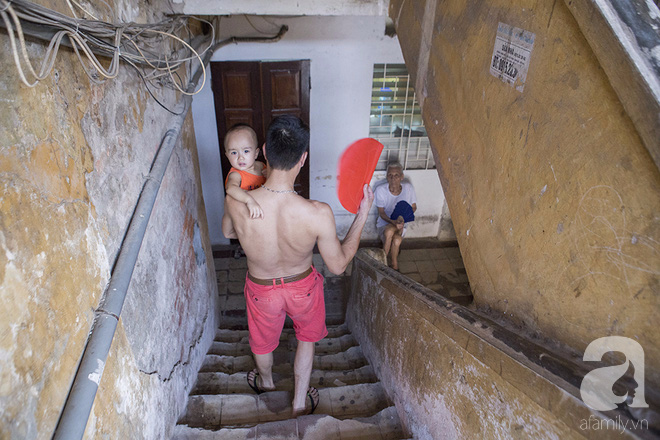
[490,22,535,92]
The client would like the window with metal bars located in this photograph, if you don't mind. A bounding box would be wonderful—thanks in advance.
[369,63,435,171]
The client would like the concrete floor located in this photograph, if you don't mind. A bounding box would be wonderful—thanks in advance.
[388,244,472,306]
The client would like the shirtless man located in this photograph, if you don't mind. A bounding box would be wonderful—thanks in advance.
[222,115,374,416]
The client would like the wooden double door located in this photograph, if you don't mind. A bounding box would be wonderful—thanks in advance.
[211,60,310,198]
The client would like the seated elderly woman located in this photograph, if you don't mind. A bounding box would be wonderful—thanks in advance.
[375,162,417,270]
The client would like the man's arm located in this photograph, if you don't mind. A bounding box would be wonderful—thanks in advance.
[317,184,374,275]
[221,198,238,239]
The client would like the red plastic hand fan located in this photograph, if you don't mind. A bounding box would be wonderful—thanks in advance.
[337,138,383,214]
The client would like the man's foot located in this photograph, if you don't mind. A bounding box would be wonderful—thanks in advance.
[247,369,268,394]
[292,387,319,417]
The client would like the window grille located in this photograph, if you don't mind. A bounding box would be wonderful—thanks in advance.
[369,63,435,170]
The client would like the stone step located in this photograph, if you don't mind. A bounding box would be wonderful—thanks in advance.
[191,365,379,395]
[178,383,392,430]
[200,346,367,375]
[173,406,404,439]
[208,334,357,357]
[214,323,350,343]
[324,313,345,327]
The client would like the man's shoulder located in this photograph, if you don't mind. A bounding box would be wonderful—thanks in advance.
[304,198,332,214]
[288,198,332,221]
[280,198,333,232]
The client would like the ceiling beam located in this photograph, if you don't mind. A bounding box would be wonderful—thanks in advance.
[173,0,389,16]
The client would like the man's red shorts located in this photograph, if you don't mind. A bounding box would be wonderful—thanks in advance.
[244,267,328,355]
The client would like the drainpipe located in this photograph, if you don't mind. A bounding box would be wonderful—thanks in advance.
[52,25,287,440]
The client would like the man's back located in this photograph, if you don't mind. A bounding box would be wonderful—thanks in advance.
[225,187,329,278]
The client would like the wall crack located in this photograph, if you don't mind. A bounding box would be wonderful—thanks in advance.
[137,308,209,382]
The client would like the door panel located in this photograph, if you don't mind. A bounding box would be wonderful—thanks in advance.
[261,61,310,125]
[271,70,300,109]
[210,62,265,184]
[261,61,310,198]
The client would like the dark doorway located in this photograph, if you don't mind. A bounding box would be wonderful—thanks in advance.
[210,60,311,198]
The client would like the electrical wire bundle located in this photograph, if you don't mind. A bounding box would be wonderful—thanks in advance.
[0,0,213,107]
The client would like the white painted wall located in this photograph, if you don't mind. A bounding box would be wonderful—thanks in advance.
[191,15,447,245]
[191,71,225,244]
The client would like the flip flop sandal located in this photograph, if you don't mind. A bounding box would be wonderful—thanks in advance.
[247,369,264,395]
[307,387,319,414]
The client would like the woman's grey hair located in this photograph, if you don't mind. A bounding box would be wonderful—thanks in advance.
[386,162,404,172]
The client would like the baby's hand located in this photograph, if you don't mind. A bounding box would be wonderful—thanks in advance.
[246,199,264,219]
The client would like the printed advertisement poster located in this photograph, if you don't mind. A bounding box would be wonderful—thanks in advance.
[490,22,536,92]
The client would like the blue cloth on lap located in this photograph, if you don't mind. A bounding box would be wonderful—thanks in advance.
[389,201,415,223]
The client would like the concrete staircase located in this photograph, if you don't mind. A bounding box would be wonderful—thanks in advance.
[172,323,407,439]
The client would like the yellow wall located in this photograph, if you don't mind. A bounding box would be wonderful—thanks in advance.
[390,0,660,387]
[0,2,217,438]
